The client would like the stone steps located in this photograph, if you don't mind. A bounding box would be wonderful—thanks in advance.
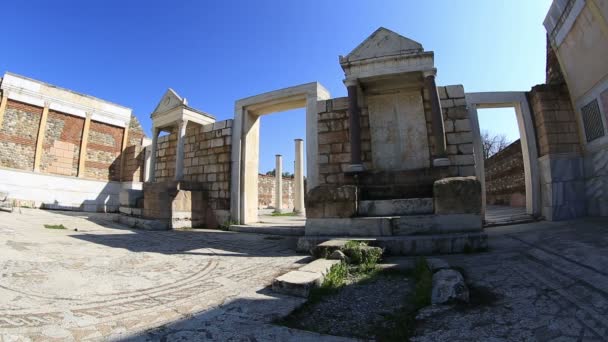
[305,214,482,237]
[228,225,305,236]
[297,232,488,256]
[358,198,433,217]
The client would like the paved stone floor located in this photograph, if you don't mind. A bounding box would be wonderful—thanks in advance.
[414,218,608,341]
[0,209,348,341]
[1,209,607,341]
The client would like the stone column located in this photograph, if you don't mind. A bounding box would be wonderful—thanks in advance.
[424,70,449,166]
[142,137,152,182]
[0,93,8,128]
[175,120,187,181]
[274,154,283,213]
[346,79,364,172]
[77,113,92,177]
[294,139,305,215]
[119,121,130,181]
[148,127,160,182]
[33,102,50,172]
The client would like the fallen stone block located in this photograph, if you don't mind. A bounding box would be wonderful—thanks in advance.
[434,176,481,214]
[272,270,323,298]
[431,269,469,304]
[298,259,341,277]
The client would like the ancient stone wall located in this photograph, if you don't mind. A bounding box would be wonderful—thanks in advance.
[0,99,42,170]
[439,85,476,177]
[316,97,372,185]
[121,116,146,182]
[529,84,581,157]
[40,110,84,177]
[154,120,233,215]
[484,139,526,207]
[85,121,124,181]
[257,174,294,209]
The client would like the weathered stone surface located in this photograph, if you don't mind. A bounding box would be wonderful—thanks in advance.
[358,198,433,216]
[431,269,469,304]
[311,239,349,258]
[427,258,450,272]
[305,185,357,218]
[272,270,322,297]
[433,177,481,214]
[445,85,465,99]
[298,259,341,277]
[328,250,347,261]
[119,189,143,207]
[306,217,393,236]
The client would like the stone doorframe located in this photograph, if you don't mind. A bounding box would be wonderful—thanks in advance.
[230,82,331,224]
[466,92,541,217]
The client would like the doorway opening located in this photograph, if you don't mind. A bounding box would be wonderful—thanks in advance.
[466,92,541,226]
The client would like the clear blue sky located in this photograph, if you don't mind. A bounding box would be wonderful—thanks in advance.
[2,0,551,174]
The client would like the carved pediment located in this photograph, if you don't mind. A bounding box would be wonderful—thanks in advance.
[151,88,188,116]
[342,27,424,63]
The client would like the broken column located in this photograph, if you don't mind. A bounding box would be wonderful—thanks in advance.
[294,139,305,215]
[274,154,283,213]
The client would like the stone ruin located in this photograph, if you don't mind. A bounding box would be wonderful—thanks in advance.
[117,27,486,253]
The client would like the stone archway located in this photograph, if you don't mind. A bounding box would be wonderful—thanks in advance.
[230,82,330,224]
[466,92,541,217]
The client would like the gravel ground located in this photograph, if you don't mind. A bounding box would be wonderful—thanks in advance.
[281,272,413,339]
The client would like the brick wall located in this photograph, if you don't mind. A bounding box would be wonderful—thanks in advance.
[484,139,526,206]
[258,174,294,209]
[154,120,233,212]
[40,110,84,177]
[529,84,581,156]
[439,85,476,177]
[0,100,42,170]
[316,97,372,185]
[121,116,146,182]
[85,121,124,181]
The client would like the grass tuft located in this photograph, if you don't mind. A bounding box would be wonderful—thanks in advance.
[270,212,298,217]
[44,224,67,230]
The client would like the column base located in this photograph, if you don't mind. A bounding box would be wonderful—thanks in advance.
[433,158,451,167]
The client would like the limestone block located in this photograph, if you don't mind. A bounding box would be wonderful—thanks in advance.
[434,176,481,214]
[445,85,465,99]
[437,87,448,100]
[454,119,471,132]
[457,143,473,154]
[305,185,357,218]
[305,217,393,236]
[358,198,433,216]
[444,120,454,132]
[446,107,469,119]
[298,259,341,277]
[446,132,473,145]
[272,270,322,297]
[449,154,475,166]
[431,269,469,304]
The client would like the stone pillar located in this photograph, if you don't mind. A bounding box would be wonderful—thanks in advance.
[142,137,152,182]
[175,120,187,181]
[149,127,160,182]
[274,154,283,213]
[424,71,449,166]
[294,139,305,215]
[33,102,50,172]
[78,113,92,177]
[346,79,364,172]
[119,121,130,181]
[0,94,8,128]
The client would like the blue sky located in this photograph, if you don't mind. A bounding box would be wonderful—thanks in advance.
[2,0,551,173]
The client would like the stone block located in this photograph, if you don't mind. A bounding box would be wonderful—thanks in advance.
[445,85,465,99]
[446,132,473,145]
[454,119,471,132]
[305,185,357,218]
[358,198,433,216]
[444,120,454,133]
[298,259,341,277]
[433,177,481,214]
[437,87,448,100]
[431,269,469,304]
[449,154,475,166]
[305,217,393,236]
[272,270,322,297]
[457,143,474,154]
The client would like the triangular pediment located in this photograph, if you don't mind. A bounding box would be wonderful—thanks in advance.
[343,27,424,62]
[152,88,188,115]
